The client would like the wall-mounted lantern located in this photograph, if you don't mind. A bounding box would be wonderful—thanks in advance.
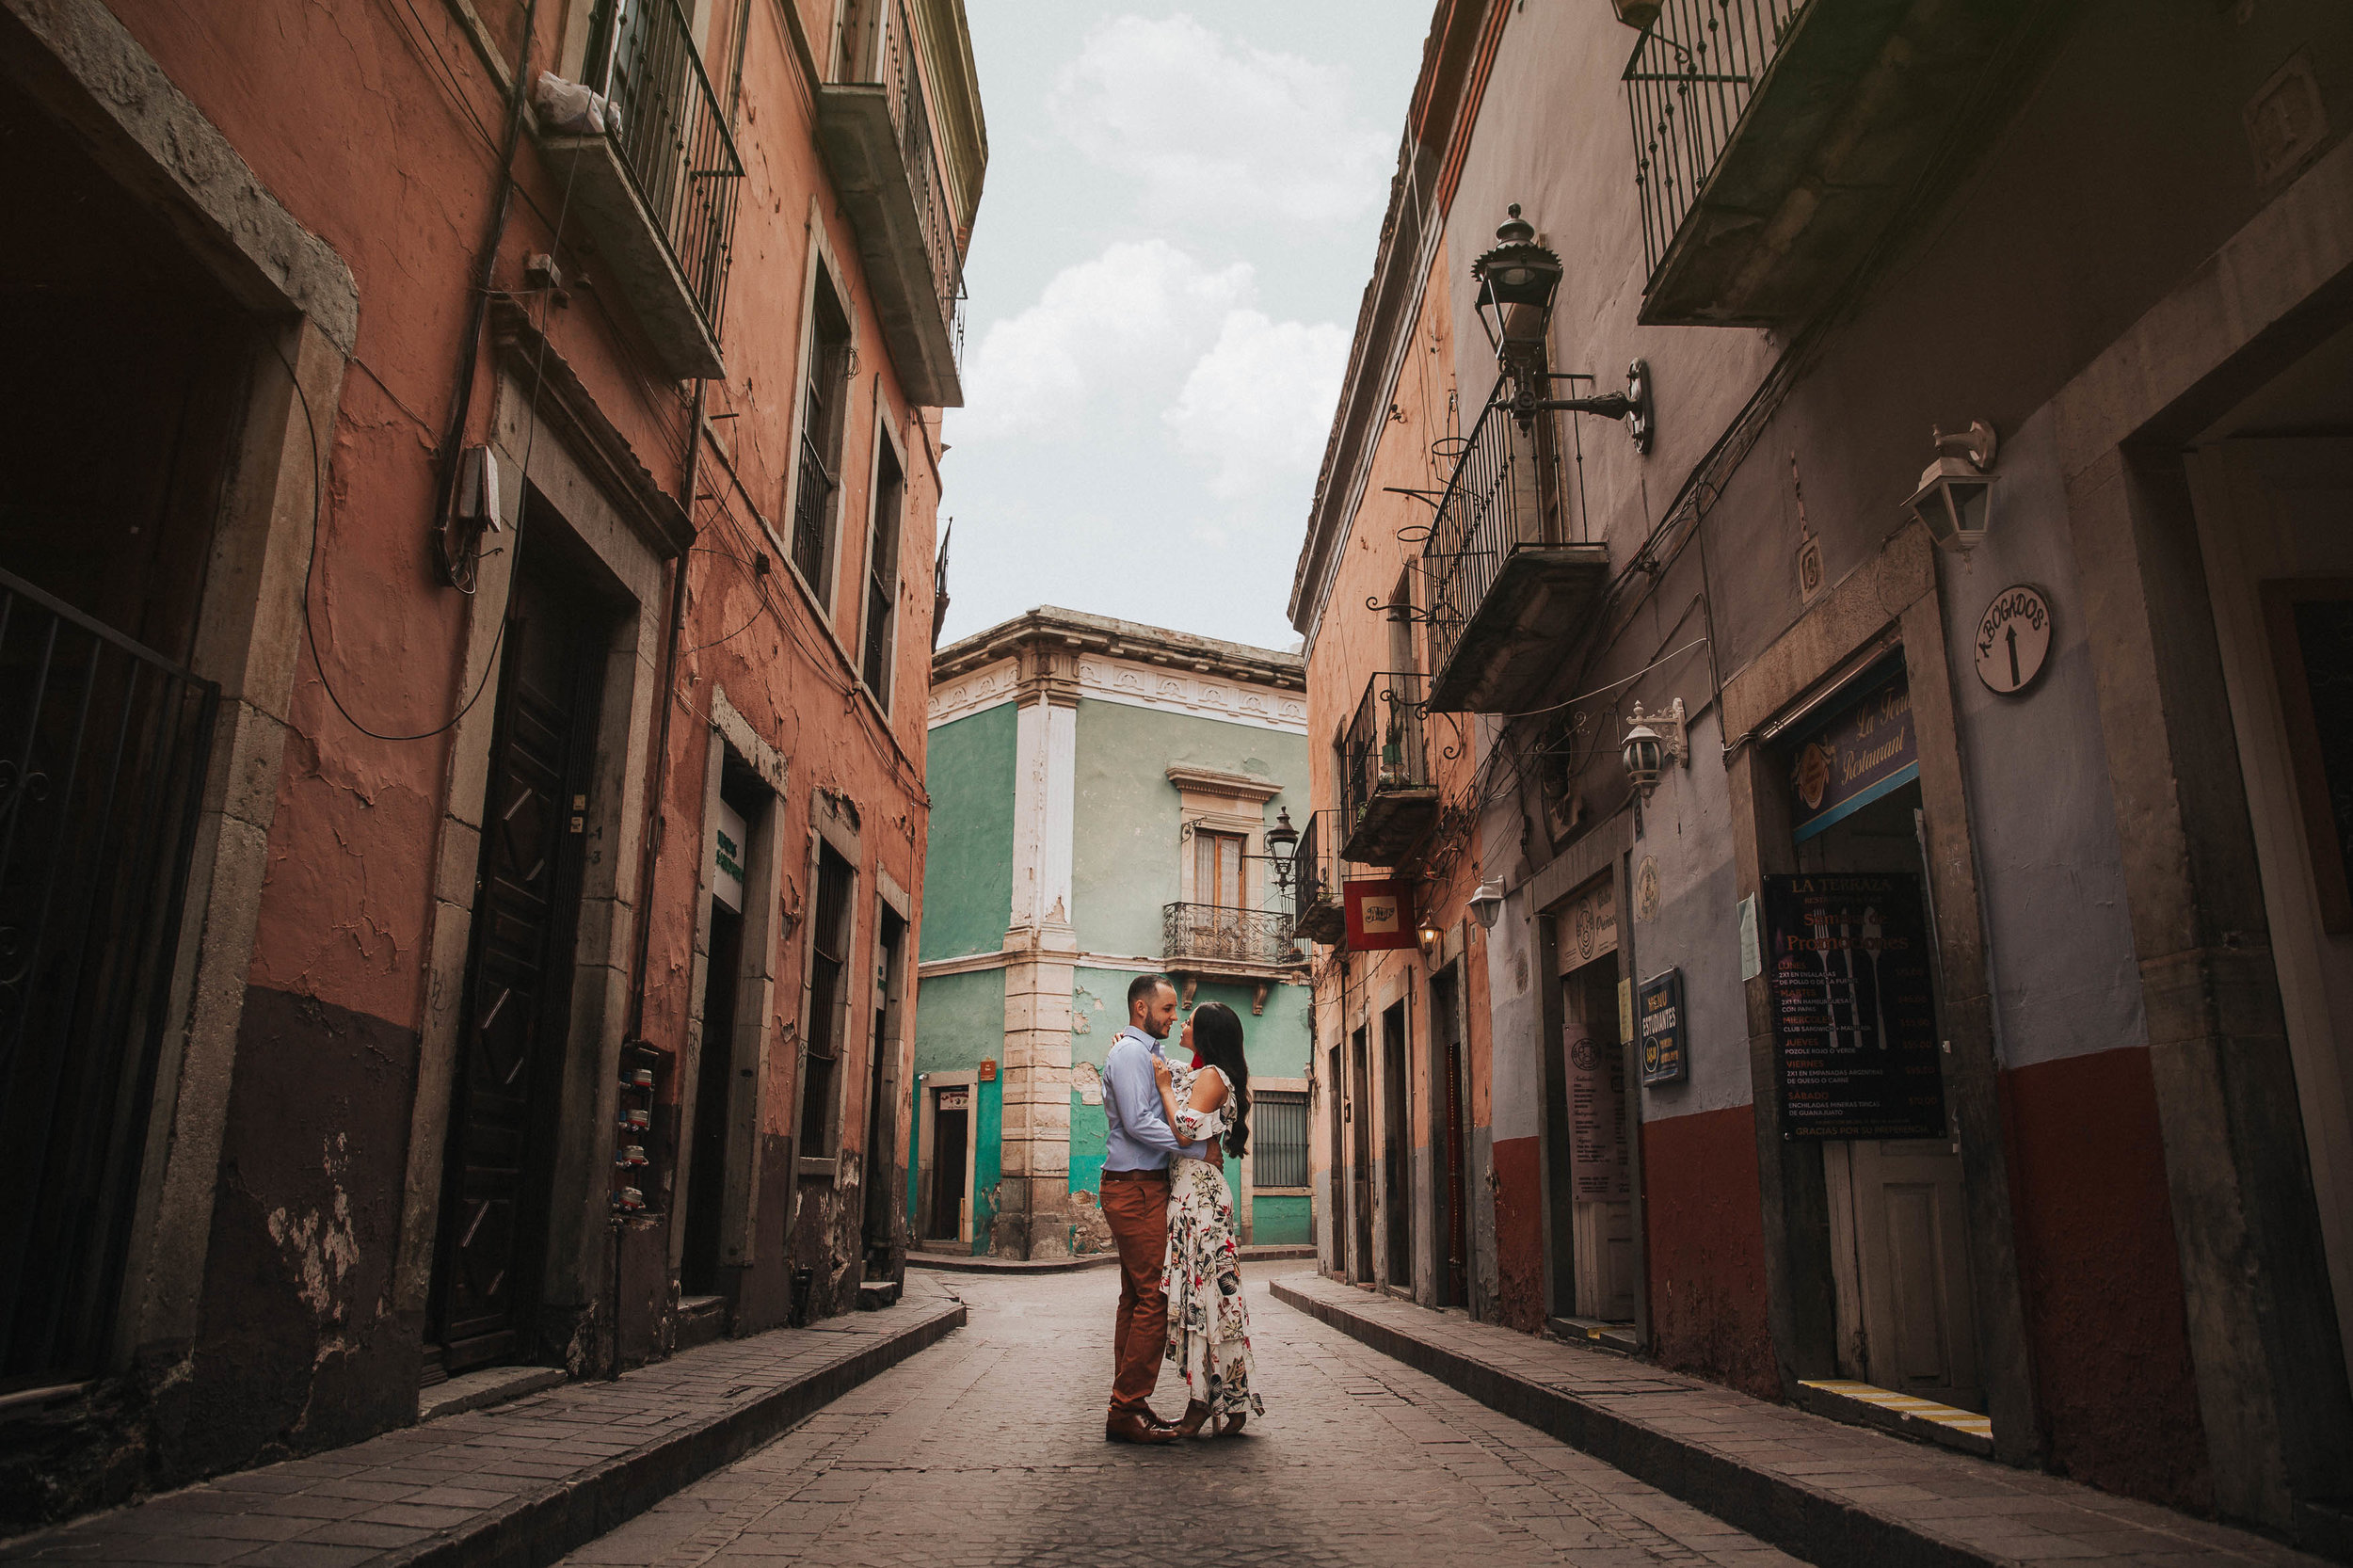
[1907,421,1998,552]
[1468,882,1505,930]
[1473,205,1655,452]
[1622,698,1689,799]
[1262,808,1300,897]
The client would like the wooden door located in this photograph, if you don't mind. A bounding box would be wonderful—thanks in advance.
[1381,1004,1413,1289]
[431,565,604,1373]
[1433,968,1469,1309]
[1834,1136,1980,1409]
[2188,439,2353,1380]
[1350,1029,1374,1283]
[1564,961,1634,1320]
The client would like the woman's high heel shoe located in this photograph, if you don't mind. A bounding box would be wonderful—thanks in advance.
[1171,1400,1210,1439]
[1215,1413,1248,1438]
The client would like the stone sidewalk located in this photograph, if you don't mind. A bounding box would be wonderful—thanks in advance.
[0,1277,965,1568]
[1273,1273,2333,1568]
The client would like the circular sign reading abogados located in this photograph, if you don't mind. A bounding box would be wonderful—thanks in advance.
[1976,584,2054,695]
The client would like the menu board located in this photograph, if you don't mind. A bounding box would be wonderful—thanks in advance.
[1762,872,1945,1139]
[1565,1020,1629,1199]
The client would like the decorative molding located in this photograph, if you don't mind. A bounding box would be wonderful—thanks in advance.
[927,655,1020,728]
[1075,652,1307,734]
[927,648,1308,735]
[1166,764,1285,801]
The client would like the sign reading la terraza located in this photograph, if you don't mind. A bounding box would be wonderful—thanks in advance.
[1762,872,1945,1139]
[1638,968,1686,1086]
[1788,660,1918,843]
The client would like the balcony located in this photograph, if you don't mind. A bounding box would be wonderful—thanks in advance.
[1422,394,1609,715]
[1162,904,1305,988]
[1341,673,1440,867]
[540,0,743,379]
[816,0,967,406]
[1627,0,2041,326]
[1289,809,1348,945]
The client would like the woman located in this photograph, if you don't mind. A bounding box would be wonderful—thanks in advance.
[1152,1000,1263,1438]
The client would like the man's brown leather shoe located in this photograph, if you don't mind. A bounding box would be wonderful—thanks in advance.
[1105,1412,1178,1445]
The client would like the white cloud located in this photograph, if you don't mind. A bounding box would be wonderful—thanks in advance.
[951,239,1252,440]
[1163,310,1349,505]
[1050,13,1390,226]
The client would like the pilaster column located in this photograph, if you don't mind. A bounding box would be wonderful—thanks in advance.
[999,648,1080,1256]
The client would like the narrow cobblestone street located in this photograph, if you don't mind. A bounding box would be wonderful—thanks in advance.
[557,1265,1802,1568]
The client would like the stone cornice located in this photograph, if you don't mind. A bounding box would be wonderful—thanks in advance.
[933,606,1303,690]
[929,611,1308,734]
[1165,764,1284,802]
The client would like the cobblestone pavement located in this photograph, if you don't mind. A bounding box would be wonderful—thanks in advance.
[557,1265,1803,1568]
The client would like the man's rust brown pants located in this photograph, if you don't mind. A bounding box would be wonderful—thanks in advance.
[1101,1168,1171,1420]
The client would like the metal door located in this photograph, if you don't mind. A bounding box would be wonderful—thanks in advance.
[430,566,605,1373]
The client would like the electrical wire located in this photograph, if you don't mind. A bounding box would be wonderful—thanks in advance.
[277,341,510,744]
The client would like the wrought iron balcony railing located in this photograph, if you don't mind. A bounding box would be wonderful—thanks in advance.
[595,0,743,329]
[813,0,968,404]
[1289,808,1345,944]
[553,0,743,377]
[1162,903,1304,972]
[1340,673,1439,867]
[1420,389,1609,715]
[1624,0,1805,290]
[879,0,965,367]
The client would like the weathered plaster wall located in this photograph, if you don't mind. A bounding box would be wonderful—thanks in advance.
[920,702,1017,960]
[1068,698,1305,958]
[8,0,955,1521]
[913,968,1007,1079]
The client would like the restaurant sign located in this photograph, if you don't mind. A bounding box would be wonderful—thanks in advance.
[1787,661,1918,842]
[1638,968,1687,1086]
[1344,878,1417,951]
[1762,872,1946,1139]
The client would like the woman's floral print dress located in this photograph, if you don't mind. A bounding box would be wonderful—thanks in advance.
[1161,1065,1263,1421]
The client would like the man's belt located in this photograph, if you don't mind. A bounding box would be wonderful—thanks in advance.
[1100,1167,1170,1183]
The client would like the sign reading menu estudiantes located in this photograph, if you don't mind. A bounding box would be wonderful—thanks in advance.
[1787,661,1918,843]
[1638,968,1686,1086]
[1762,872,1945,1139]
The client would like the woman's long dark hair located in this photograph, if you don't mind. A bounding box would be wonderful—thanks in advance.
[1189,1001,1251,1159]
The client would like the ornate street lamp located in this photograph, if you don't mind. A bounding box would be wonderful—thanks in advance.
[1262,808,1300,898]
[1473,204,1655,452]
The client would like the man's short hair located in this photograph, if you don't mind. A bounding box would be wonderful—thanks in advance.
[1127,972,1173,1011]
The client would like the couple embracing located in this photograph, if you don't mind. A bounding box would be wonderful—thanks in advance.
[1098,972,1264,1444]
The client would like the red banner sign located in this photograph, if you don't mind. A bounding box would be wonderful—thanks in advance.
[1344,878,1417,950]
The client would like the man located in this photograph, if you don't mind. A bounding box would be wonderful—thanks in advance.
[1098,971,1208,1444]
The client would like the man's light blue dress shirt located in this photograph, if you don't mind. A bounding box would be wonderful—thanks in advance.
[1101,1025,1207,1171]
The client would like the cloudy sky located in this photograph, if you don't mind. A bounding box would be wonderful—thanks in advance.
[935,4,1433,654]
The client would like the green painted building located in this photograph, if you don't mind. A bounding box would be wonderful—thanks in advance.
[911,607,1313,1258]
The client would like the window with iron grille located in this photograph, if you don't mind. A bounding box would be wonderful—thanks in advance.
[859,438,904,705]
[1254,1091,1309,1190]
[792,276,854,602]
[800,844,856,1157]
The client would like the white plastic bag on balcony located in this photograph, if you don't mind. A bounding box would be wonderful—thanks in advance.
[533,72,623,138]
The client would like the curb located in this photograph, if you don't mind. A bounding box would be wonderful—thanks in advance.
[392,1298,964,1568]
[1271,1278,1988,1568]
[906,1251,1120,1274]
